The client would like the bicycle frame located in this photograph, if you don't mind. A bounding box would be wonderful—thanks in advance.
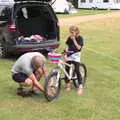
[57,59,74,80]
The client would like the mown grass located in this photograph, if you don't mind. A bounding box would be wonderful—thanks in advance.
[57,9,119,18]
[0,15,120,120]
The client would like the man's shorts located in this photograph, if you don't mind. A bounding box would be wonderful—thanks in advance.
[12,72,28,83]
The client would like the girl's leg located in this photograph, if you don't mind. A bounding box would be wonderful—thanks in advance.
[73,61,83,94]
[74,61,82,85]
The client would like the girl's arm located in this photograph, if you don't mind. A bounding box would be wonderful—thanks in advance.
[71,36,81,50]
[65,44,69,52]
[64,45,69,61]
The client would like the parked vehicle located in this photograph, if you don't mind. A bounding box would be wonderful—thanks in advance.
[68,1,78,14]
[0,0,60,58]
[51,0,77,14]
[78,0,120,9]
[52,0,70,14]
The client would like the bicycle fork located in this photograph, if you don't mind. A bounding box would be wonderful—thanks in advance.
[52,68,61,87]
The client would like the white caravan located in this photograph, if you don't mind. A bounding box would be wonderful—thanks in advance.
[78,0,120,9]
[51,0,77,13]
[52,0,70,13]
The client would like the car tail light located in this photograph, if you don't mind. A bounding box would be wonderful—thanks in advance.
[8,22,16,31]
[50,45,59,49]
[16,48,32,52]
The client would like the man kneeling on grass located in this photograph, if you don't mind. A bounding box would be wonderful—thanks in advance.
[11,52,48,97]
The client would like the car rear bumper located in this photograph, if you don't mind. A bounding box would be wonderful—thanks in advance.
[11,40,60,54]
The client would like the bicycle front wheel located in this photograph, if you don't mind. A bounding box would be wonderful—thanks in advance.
[44,69,61,102]
[73,62,87,88]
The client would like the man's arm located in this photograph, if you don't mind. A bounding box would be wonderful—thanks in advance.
[42,66,48,78]
[29,73,44,92]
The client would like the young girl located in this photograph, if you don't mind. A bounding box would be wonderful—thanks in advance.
[64,25,84,94]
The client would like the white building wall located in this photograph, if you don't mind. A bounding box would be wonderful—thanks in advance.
[78,0,120,9]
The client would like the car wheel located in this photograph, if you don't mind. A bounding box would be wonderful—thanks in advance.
[0,41,9,58]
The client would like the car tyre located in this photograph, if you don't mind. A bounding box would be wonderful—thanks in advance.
[0,41,9,58]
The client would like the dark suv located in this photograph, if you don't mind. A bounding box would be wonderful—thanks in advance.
[0,0,60,58]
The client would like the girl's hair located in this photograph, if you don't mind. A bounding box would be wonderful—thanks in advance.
[69,25,79,34]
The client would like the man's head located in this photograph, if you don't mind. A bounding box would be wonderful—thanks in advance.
[31,56,44,71]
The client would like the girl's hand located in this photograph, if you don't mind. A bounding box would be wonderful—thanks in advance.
[64,55,68,62]
[70,35,75,40]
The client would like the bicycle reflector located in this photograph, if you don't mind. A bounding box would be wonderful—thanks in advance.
[48,52,61,63]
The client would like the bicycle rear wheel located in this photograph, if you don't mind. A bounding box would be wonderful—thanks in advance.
[73,62,87,88]
[44,68,61,102]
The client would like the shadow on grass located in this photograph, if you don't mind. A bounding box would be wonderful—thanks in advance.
[0,54,21,62]
[9,86,48,103]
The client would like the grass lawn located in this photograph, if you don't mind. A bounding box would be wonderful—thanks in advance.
[57,9,120,18]
[0,15,120,120]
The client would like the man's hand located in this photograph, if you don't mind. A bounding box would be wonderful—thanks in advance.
[47,86,56,97]
[42,66,48,78]
[34,68,43,81]
[29,74,44,92]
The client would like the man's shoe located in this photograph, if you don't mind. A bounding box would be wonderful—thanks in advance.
[17,91,28,97]
[17,87,31,97]
[17,87,24,93]
[26,90,35,96]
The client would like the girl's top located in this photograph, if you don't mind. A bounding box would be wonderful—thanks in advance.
[65,35,84,62]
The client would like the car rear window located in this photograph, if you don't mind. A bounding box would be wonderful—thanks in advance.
[0,5,11,22]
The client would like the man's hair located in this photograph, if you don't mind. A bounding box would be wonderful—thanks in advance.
[31,56,44,69]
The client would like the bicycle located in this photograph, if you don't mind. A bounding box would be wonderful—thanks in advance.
[44,51,87,101]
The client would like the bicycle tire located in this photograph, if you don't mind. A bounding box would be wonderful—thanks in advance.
[44,69,61,102]
[73,62,87,88]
